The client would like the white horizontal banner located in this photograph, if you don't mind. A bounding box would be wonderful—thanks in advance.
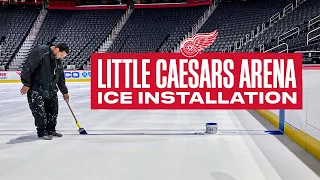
[0,70,91,80]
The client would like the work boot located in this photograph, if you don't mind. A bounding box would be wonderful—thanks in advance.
[38,131,52,140]
[48,131,63,137]
[38,135,53,140]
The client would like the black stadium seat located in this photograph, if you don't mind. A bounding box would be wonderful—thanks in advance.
[108,5,209,53]
[198,0,295,52]
[33,9,126,69]
[1,0,320,70]
[241,0,320,52]
[0,6,40,69]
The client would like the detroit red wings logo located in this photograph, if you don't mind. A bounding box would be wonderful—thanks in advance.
[180,30,218,58]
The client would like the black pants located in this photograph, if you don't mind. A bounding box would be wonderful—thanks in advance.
[27,90,59,136]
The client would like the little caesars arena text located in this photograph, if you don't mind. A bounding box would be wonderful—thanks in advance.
[97,58,297,105]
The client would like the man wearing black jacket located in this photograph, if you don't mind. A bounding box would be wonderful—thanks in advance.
[20,43,70,140]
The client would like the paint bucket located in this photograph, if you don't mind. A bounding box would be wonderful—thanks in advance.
[206,123,218,134]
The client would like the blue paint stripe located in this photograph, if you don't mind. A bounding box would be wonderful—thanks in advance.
[0,129,284,132]
[279,109,285,132]
[0,130,284,136]
[265,130,284,135]
[68,130,284,136]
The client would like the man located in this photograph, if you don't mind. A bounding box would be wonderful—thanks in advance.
[20,43,70,140]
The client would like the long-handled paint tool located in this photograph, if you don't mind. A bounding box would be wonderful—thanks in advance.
[66,101,88,134]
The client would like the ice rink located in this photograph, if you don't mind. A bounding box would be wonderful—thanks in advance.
[0,83,319,180]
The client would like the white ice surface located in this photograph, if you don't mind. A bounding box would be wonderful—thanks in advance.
[0,83,319,180]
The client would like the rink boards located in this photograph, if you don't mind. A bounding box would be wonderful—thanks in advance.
[256,66,320,161]
[0,70,91,83]
[1,69,320,161]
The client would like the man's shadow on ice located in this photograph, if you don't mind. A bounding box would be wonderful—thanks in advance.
[6,134,40,145]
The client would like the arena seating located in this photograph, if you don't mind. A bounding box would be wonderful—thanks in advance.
[197,0,295,52]
[107,5,209,53]
[240,0,320,53]
[1,0,320,71]
[81,0,107,5]
[33,9,126,69]
[0,6,40,70]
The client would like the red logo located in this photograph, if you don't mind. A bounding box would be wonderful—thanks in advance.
[16,71,21,76]
[180,30,218,58]
[0,72,7,76]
